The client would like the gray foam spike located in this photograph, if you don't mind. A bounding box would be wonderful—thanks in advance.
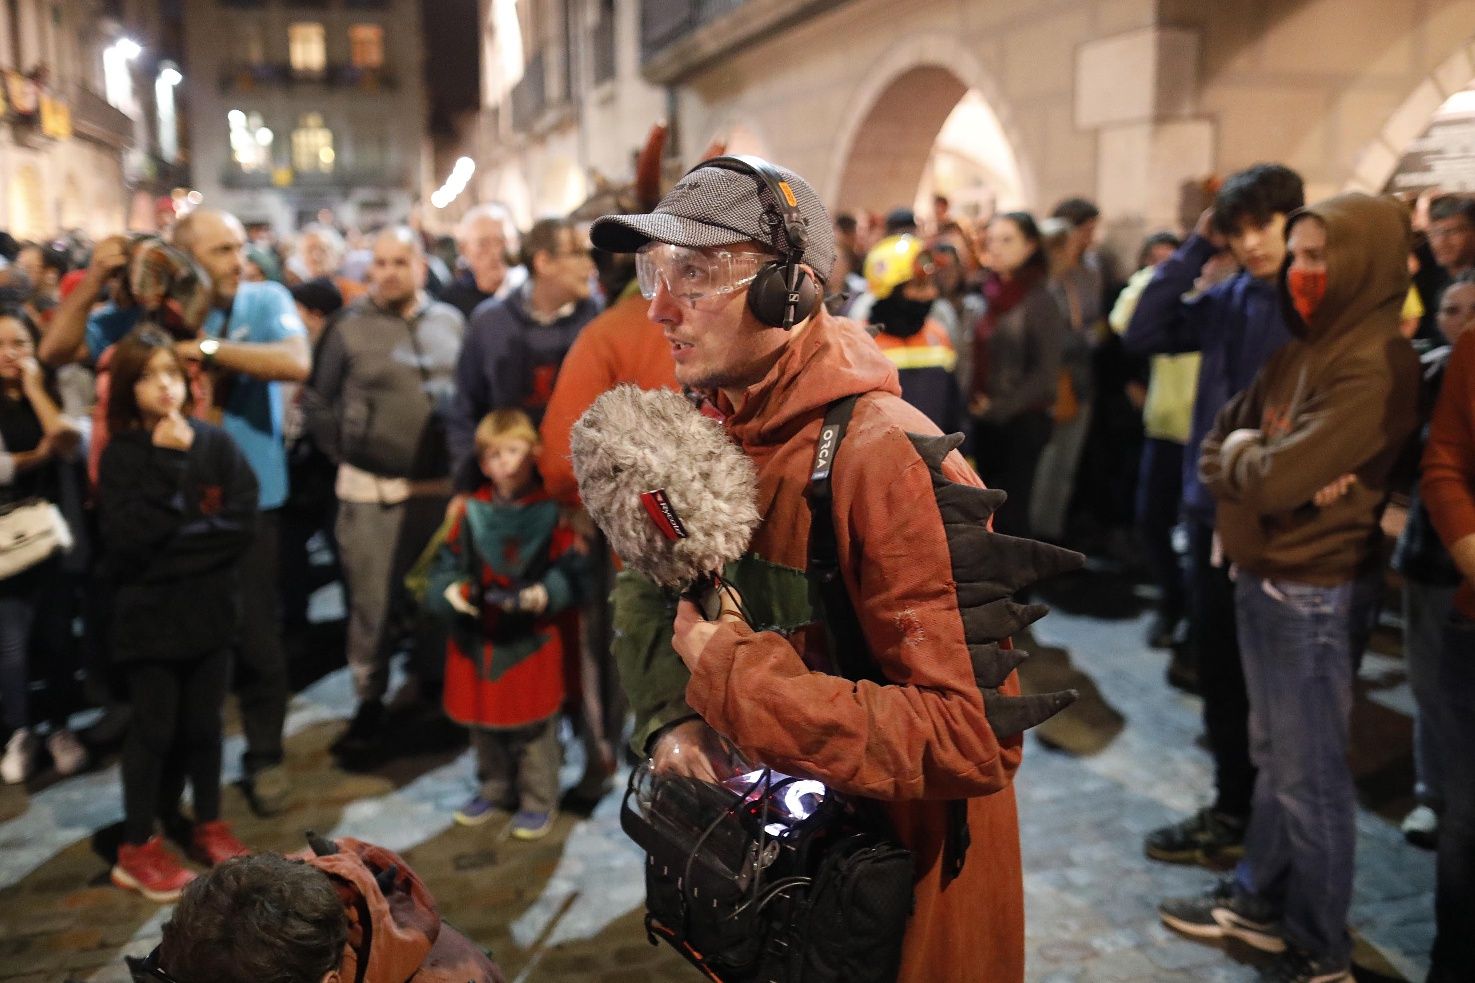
[970,641,1029,689]
[983,688,1080,739]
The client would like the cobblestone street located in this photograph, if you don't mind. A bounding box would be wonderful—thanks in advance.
[0,573,1436,982]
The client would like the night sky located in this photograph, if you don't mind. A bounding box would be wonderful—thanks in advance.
[421,0,481,138]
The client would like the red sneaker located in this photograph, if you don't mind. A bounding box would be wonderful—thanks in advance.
[190,820,251,867]
[111,836,196,902]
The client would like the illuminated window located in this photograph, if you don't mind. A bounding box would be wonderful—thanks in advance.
[349,24,384,69]
[229,109,273,171]
[292,112,335,173]
[288,22,326,73]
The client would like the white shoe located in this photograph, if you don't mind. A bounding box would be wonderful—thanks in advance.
[1401,804,1438,848]
[2,728,37,784]
[46,729,88,776]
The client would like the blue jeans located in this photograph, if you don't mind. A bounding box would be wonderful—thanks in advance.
[1430,615,1475,980]
[1232,573,1360,965]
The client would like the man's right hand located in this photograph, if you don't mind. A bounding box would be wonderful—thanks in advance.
[648,718,737,785]
[1194,207,1226,250]
[87,235,131,285]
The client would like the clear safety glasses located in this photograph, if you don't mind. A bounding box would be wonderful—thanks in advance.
[635,242,765,307]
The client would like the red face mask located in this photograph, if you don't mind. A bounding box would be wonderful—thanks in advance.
[1287,267,1328,325]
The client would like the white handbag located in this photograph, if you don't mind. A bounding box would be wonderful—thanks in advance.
[0,498,73,580]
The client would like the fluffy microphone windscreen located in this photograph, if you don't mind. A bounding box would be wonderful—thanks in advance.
[571,386,760,590]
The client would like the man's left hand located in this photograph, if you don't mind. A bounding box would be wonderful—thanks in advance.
[672,581,745,673]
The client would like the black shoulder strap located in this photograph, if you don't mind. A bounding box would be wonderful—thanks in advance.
[805,393,971,883]
[805,395,881,685]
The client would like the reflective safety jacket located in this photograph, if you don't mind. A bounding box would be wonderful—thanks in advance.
[873,317,964,434]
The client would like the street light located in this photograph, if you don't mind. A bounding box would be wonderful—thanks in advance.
[104,37,144,111]
[159,66,182,87]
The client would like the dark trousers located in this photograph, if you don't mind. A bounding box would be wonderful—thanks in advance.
[1136,438,1186,620]
[973,410,1053,540]
[472,717,561,814]
[1431,615,1475,980]
[237,509,287,773]
[1186,516,1256,818]
[122,651,230,844]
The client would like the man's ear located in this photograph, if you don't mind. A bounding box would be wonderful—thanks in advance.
[321,970,342,983]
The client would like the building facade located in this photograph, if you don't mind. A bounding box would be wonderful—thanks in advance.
[469,0,665,230]
[183,0,429,234]
[471,0,1475,259]
[0,0,166,241]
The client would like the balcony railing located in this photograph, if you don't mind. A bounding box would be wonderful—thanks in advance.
[640,0,747,63]
[220,164,405,190]
[218,63,396,93]
[640,0,840,82]
[67,82,133,150]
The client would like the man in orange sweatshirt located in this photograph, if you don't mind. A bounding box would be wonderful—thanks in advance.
[588,156,1080,982]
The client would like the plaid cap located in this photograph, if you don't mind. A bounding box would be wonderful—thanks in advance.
[590,161,836,284]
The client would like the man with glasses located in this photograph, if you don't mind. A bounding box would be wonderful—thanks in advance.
[1429,196,1475,278]
[447,216,601,489]
[589,158,1079,982]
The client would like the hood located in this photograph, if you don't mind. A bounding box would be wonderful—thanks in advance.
[1279,193,1410,345]
[308,837,441,983]
[721,308,901,447]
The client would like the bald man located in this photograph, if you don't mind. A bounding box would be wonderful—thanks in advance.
[43,209,311,815]
[302,227,465,753]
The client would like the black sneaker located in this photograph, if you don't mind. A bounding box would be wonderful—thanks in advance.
[1147,612,1182,649]
[1144,806,1247,865]
[1257,946,1351,982]
[331,699,384,755]
[1158,877,1284,953]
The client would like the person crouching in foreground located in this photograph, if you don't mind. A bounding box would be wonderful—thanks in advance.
[133,839,505,982]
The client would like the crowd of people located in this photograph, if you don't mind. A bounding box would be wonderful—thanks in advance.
[0,148,1471,983]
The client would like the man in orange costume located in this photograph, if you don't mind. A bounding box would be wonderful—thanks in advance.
[590,157,1077,981]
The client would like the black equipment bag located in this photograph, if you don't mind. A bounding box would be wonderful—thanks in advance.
[621,762,913,983]
[621,394,915,982]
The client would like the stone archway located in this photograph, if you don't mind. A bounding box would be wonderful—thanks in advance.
[826,36,1034,217]
[1344,38,1475,194]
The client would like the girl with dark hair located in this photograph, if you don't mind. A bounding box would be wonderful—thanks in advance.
[0,309,87,784]
[99,327,258,902]
[969,212,1069,539]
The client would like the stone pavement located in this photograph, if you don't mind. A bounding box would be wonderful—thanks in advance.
[0,573,1436,982]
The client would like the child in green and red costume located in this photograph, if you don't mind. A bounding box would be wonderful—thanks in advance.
[424,408,589,840]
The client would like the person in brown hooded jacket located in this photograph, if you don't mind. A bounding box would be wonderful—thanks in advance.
[589,157,1081,982]
[1158,194,1418,983]
[135,837,505,983]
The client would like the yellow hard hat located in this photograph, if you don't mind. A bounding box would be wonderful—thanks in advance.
[864,234,934,300]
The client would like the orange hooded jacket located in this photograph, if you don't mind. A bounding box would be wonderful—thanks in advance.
[683,309,1032,982]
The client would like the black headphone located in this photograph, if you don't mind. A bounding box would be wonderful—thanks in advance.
[689,155,819,329]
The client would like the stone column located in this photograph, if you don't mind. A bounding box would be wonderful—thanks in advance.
[1075,26,1213,259]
